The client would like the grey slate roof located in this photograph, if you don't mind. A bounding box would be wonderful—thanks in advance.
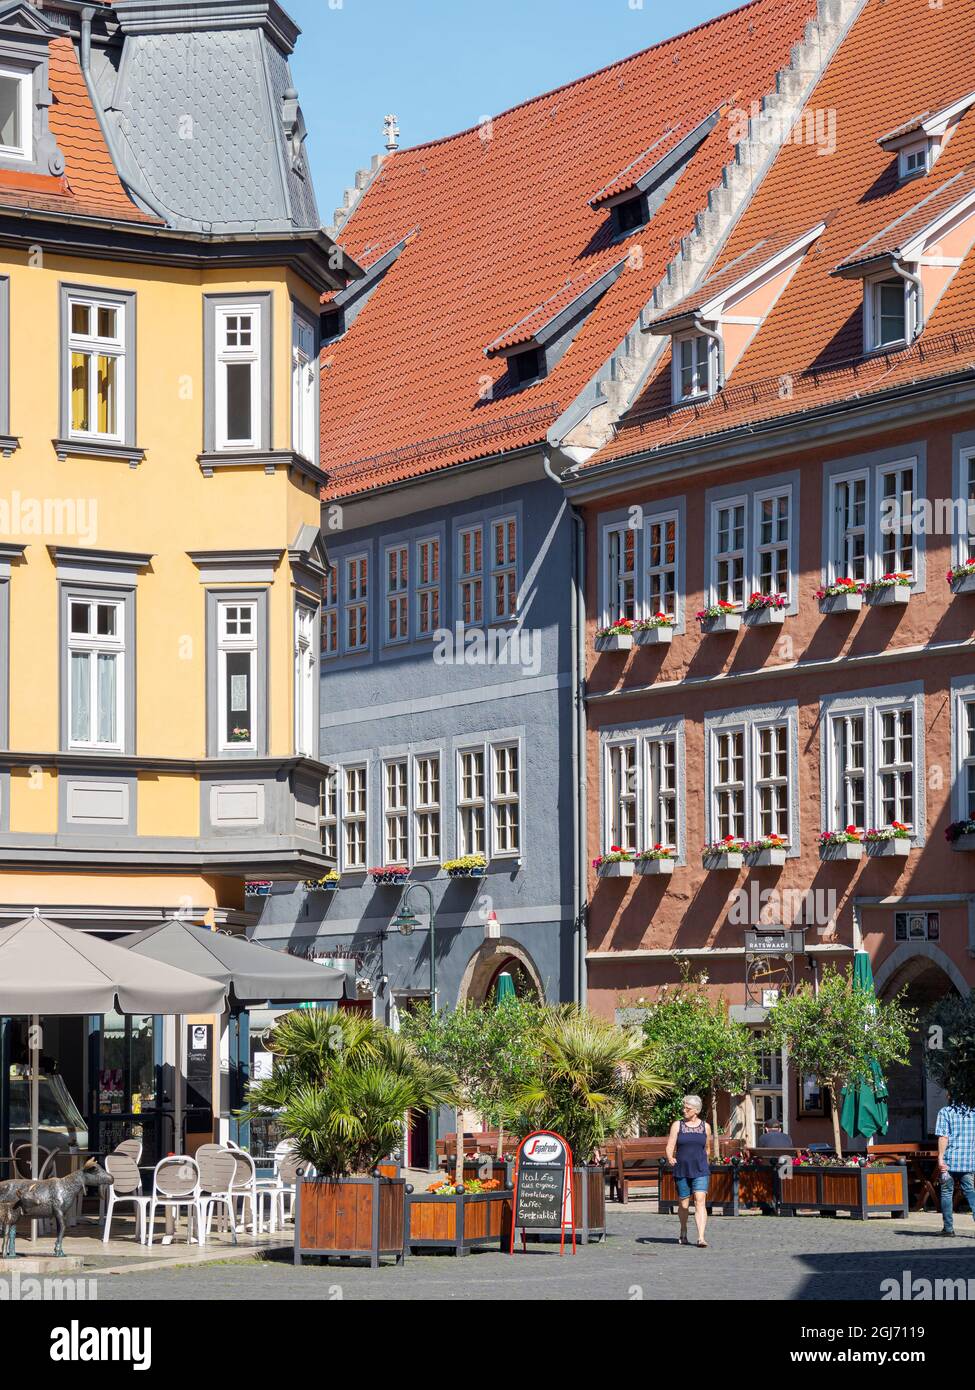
[99,0,321,234]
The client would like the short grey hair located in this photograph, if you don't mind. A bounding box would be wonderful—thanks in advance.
[683,1095,703,1114]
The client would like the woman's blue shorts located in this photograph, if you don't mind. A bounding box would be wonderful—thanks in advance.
[675,1175,710,1199]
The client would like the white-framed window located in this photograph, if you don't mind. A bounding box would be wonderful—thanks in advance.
[607,742,637,851]
[878,705,914,828]
[342,764,367,869]
[320,774,338,860]
[294,603,316,756]
[712,500,746,606]
[673,332,713,402]
[822,688,923,837]
[490,517,518,621]
[291,311,317,460]
[825,457,923,587]
[900,142,929,180]
[385,544,409,644]
[705,706,798,847]
[458,526,483,626]
[416,537,441,637]
[954,685,975,822]
[0,65,31,162]
[344,554,368,651]
[755,490,790,598]
[457,748,486,856]
[865,274,916,352]
[67,596,125,751]
[68,295,125,442]
[216,599,257,752]
[383,759,409,863]
[414,754,441,863]
[606,524,637,622]
[645,513,678,618]
[645,736,677,848]
[829,713,866,830]
[492,743,520,855]
[322,567,338,657]
[215,303,260,448]
[960,449,975,565]
[601,726,683,856]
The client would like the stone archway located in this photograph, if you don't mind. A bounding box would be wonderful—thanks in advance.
[456,937,544,1006]
[874,944,965,1142]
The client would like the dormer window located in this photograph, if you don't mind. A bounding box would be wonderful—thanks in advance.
[867,275,911,350]
[0,65,30,161]
[512,347,543,386]
[614,194,647,236]
[900,142,928,181]
[878,90,975,185]
[674,333,713,402]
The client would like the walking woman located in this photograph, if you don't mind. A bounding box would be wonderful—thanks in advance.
[665,1095,712,1246]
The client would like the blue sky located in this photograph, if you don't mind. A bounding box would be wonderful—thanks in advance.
[287,0,733,222]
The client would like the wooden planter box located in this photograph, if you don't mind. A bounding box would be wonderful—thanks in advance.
[572,1165,607,1243]
[746,606,786,625]
[865,838,911,857]
[406,1189,512,1256]
[634,625,673,646]
[294,1175,406,1267]
[776,1164,908,1219]
[598,860,634,878]
[635,857,675,875]
[819,591,862,614]
[951,571,975,595]
[700,612,741,634]
[596,632,633,652]
[820,840,863,861]
[658,1163,776,1215]
[866,584,911,606]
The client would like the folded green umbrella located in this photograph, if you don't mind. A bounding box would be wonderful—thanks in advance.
[840,952,889,1140]
[494,971,516,1003]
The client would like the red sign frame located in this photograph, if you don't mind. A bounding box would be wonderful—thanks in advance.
[509,1129,576,1255]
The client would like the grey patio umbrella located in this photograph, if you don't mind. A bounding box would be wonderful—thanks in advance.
[0,912,227,1201]
[119,918,348,1004]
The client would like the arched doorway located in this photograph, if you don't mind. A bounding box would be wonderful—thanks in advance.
[875,945,966,1142]
[457,938,544,1005]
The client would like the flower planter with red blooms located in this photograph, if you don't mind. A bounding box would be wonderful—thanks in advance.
[633,614,675,646]
[819,828,863,862]
[369,866,410,886]
[594,849,634,878]
[815,578,864,614]
[595,619,635,652]
[635,847,676,876]
[946,819,975,853]
[864,573,913,606]
[697,601,741,635]
[744,834,788,867]
[864,825,912,857]
[948,561,975,595]
[702,838,745,871]
[745,592,787,626]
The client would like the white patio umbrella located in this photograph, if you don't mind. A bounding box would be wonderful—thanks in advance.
[0,912,227,1192]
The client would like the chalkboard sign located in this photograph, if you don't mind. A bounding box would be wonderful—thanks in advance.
[510,1130,576,1254]
[185,1023,213,1136]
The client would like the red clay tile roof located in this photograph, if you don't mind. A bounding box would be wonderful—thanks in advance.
[0,37,156,225]
[877,89,975,146]
[318,0,821,499]
[835,166,975,270]
[588,125,686,208]
[485,256,628,355]
[584,0,975,469]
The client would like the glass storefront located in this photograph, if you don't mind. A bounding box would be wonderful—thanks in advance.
[89,1012,164,1163]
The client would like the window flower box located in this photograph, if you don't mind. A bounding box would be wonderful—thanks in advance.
[745,592,787,626]
[442,855,487,878]
[864,573,913,606]
[594,849,634,878]
[595,619,635,652]
[818,829,863,862]
[702,838,745,871]
[946,820,975,852]
[815,579,864,614]
[948,563,975,595]
[744,836,788,867]
[369,866,410,886]
[863,825,912,857]
[304,873,339,891]
[635,847,675,875]
[697,601,741,634]
[633,615,674,646]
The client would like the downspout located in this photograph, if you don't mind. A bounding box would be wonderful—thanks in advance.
[543,451,587,1004]
[79,8,171,223]
[692,313,725,390]
[889,257,924,340]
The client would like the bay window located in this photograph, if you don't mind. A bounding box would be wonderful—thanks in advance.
[293,603,317,757]
[291,310,318,461]
[217,600,257,752]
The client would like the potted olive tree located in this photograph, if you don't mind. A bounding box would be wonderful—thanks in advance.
[242,1008,456,1268]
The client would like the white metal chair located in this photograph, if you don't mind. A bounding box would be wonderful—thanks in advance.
[229,1150,262,1235]
[102,1153,150,1244]
[146,1156,204,1246]
[195,1144,239,1245]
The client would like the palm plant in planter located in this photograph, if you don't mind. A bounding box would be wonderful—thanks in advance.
[242,1009,457,1266]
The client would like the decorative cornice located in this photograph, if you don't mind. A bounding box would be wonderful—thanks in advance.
[53,437,145,467]
[48,545,153,582]
[112,0,300,53]
[0,435,19,458]
[187,548,284,584]
[197,448,327,488]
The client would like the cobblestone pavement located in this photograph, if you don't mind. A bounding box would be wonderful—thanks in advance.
[90,1208,975,1302]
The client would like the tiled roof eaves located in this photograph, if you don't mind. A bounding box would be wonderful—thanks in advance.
[835,167,975,270]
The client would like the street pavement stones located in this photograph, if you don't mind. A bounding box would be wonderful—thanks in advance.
[90,1206,975,1302]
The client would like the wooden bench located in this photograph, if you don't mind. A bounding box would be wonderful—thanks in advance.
[436,1132,514,1166]
[615,1138,670,1203]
